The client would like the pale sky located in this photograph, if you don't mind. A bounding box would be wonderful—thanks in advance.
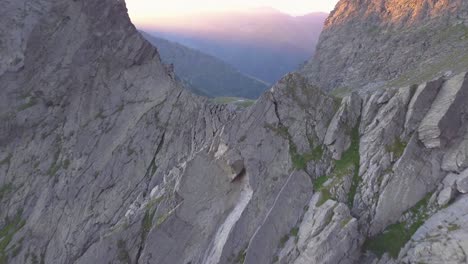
[126,0,339,25]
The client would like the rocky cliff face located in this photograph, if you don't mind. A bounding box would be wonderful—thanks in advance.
[302,0,468,92]
[1,0,468,264]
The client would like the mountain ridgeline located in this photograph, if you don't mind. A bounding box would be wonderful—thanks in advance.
[144,9,328,84]
[1,0,468,264]
[302,0,468,92]
[140,32,269,99]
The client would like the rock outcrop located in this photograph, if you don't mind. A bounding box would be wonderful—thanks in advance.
[302,0,468,92]
[1,0,468,264]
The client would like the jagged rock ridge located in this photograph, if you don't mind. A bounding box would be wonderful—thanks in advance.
[302,0,468,92]
[1,0,468,264]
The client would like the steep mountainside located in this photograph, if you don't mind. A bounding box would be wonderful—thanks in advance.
[140,32,269,99]
[144,9,327,83]
[1,0,468,264]
[302,0,468,92]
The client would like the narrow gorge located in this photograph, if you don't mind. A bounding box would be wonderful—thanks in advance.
[0,0,467,264]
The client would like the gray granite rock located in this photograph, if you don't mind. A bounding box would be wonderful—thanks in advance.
[2,0,468,264]
[301,0,468,92]
[418,73,468,149]
[398,195,468,264]
[456,169,468,194]
[437,187,455,206]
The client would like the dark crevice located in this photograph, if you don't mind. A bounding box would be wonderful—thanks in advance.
[231,168,246,183]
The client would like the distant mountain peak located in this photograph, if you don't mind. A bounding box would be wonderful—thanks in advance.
[302,0,468,92]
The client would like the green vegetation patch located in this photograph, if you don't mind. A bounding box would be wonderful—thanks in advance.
[141,195,165,241]
[211,97,256,108]
[330,87,352,98]
[313,123,361,208]
[265,123,324,171]
[313,176,329,191]
[0,211,26,264]
[278,234,290,248]
[337,124,361,207]
[334,125,360,176]
[17,98,38,112]
[234,247,247,264]
[341,217,353,228]
[364,194,432,258]
[116,240,131,264]
[0,184,14,202]
[448,223,460,232]
[141,209,156,240]
[0,155,12,167]
[386,137,407,160]
[316,189,332,207]
[46,150,68,177]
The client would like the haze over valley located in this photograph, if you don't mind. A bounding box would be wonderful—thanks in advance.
[136,8,328,88]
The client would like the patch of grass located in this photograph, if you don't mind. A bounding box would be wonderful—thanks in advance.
[141,208,156,241]
[47,150,62,177]
[290,140,324,170]
[265,123,323,170]
[304,145,324,162]
[343,124,361,207]
[0,184,14,202]
[0,155,12,167]
[316,189,332,207]
[272,255,279,263]
[313,176,329,191]
[279,234,290,248]
[386,137,407,160]
[310,124,361,208]
[10,238,23,258]
[17,98,38,111]
[363,222,410,258]
[0,211,26,264]
[95,109,105,119]
[341,217,353,228]
[156,207,176,227]
[212,97,256,108]
[237,100,256,108]
[290,227,299,237]
[448,223,460,232]
[116,240,131,264]
[334,125,360,176]
[234,247,247,264]
[330,87,352,98]
[212,97,241,104]
[62,159,70,170]
[364,193,432,258]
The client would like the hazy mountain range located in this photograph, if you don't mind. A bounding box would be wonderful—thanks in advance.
[141,8,328,84]
[140,32,269,99]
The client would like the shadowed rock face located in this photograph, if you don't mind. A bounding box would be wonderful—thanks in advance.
[1,0,468,264]
[302,0,468,92]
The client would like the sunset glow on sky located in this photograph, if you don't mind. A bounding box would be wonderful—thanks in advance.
[126,0,339,26]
